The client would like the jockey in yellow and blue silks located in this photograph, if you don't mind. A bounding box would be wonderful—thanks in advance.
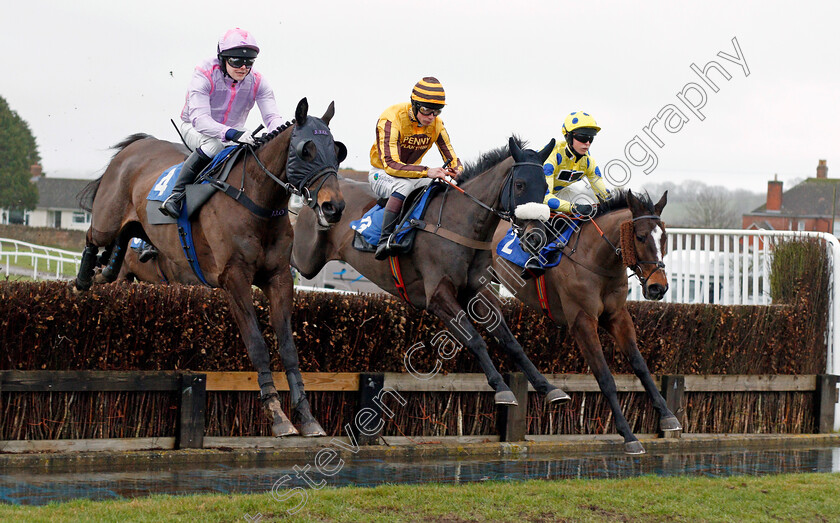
[543,112,611,216]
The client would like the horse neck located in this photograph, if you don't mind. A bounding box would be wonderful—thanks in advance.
[583,209,631,273]
[442,157,513,239]
[230,131,293,209]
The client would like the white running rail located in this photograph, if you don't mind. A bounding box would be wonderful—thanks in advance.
[0,238,81,280]
[627,228,840,429]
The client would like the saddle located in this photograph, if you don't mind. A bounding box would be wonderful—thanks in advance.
[497,214,579,279]
[351,183,443,255]
[145,146,243,225]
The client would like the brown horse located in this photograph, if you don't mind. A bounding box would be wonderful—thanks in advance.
[293,138,572,405]
[491,189,680,454]
[75,98,346,437]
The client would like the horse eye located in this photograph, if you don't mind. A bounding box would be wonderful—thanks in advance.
[636,234,646,242]
[514,181,525,191]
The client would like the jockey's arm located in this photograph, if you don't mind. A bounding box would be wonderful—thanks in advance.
[254,76,284,132]
[586,165,612,200]
[542,156,574,212]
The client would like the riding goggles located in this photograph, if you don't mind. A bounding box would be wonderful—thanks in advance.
[227,57,256,69]
[417,106,443,116]
[572,133,595,144]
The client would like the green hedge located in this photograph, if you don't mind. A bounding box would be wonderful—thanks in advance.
[0,279,826,375]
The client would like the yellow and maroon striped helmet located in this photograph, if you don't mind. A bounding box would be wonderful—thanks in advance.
[410,77,446,108]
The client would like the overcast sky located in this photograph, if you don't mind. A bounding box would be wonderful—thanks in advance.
[4,1,838,193]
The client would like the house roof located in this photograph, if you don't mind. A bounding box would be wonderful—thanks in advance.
[32,177,92,210]
[747,178,840,218]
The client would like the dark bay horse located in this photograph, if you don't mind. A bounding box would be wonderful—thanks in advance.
[492,189,680,454]
[74,98,346,437]
[293,138,571,405]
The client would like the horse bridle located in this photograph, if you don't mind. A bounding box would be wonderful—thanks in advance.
[560,211,666,286]
[618,214,667,287]
[437,160,545,236]
[246,145,338,210]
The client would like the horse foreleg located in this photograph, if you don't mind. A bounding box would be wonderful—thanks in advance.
[261,271,326,437]
[476,288,570,404]
[427,279,515,405]
[571,310,644,455]
[603,308,682,433]
[74,243,100,291]
[222,272,298,437]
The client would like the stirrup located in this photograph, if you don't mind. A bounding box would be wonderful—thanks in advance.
[159,192,184,218]
[374,236,394,260]
[138,246,158,263]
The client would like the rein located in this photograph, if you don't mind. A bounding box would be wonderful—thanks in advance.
[209,142,337,219]
[412,160,544,249]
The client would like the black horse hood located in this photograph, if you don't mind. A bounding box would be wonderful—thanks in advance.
[286,117,341,190]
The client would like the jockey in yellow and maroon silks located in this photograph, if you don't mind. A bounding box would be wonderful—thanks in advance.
[368,76,463,260]
[543,111,611,216]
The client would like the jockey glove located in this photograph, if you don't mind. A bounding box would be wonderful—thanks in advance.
[571,202,594,216]
[225,128,256,146]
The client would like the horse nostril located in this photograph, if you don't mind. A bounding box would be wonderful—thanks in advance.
[648,283,666,300]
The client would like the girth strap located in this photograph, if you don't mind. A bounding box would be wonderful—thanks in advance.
[388,255,416,308]
[534,274,555,321]
[410,219,493,250]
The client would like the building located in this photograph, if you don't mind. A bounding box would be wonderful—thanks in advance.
[742,160,840,234]
[0,164,92,231]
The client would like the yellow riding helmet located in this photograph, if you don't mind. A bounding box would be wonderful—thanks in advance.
[410,77,446,108]
[562,112,601,139]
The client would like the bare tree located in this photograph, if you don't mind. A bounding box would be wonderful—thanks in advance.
[685,185,740,229]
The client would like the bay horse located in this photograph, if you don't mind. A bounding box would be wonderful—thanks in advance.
[74,98,346,437]
[293,138,572,405]
[491,189,680,454]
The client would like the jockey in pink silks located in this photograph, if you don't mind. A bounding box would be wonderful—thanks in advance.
[160,27,285,218]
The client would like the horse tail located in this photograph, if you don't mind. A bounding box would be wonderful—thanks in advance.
[77,177,102,212]
[77,133,155,212]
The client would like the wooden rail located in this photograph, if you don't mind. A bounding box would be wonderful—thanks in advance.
[0,371,837,451]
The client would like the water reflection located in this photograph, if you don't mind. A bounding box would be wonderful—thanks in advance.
[2,446,839,506]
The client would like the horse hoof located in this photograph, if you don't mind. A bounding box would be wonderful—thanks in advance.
[272,420,300,437]
[494,390,518,406]
[624,440,646,455]
[544,388,571,405]
[660,416,682,432]
[300,420,327,437]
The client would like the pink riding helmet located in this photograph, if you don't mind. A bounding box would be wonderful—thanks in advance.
[217,28,260,58]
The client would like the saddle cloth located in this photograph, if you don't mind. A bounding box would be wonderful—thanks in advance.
[496,219,578,269]
[349,183,441,253]
[144,147,239,225]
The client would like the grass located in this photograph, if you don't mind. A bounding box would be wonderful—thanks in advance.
[0,254,78,279]
[1,473,839,522]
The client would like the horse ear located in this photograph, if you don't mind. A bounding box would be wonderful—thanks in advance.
[509,136,523,162]
[537,138,556,164]
[626,189,644,216]
[654,190,668,216]
[335,141,347,164]
[295,98,309,125]
[322,101,336,126]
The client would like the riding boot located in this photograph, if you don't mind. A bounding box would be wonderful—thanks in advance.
[374,210,401,260]
[159,149,211,218]
[137,242,158,263]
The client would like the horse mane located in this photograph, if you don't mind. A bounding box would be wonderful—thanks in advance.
[592,189,656,219]
[255,120,295,149]
[459,135,526,183]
